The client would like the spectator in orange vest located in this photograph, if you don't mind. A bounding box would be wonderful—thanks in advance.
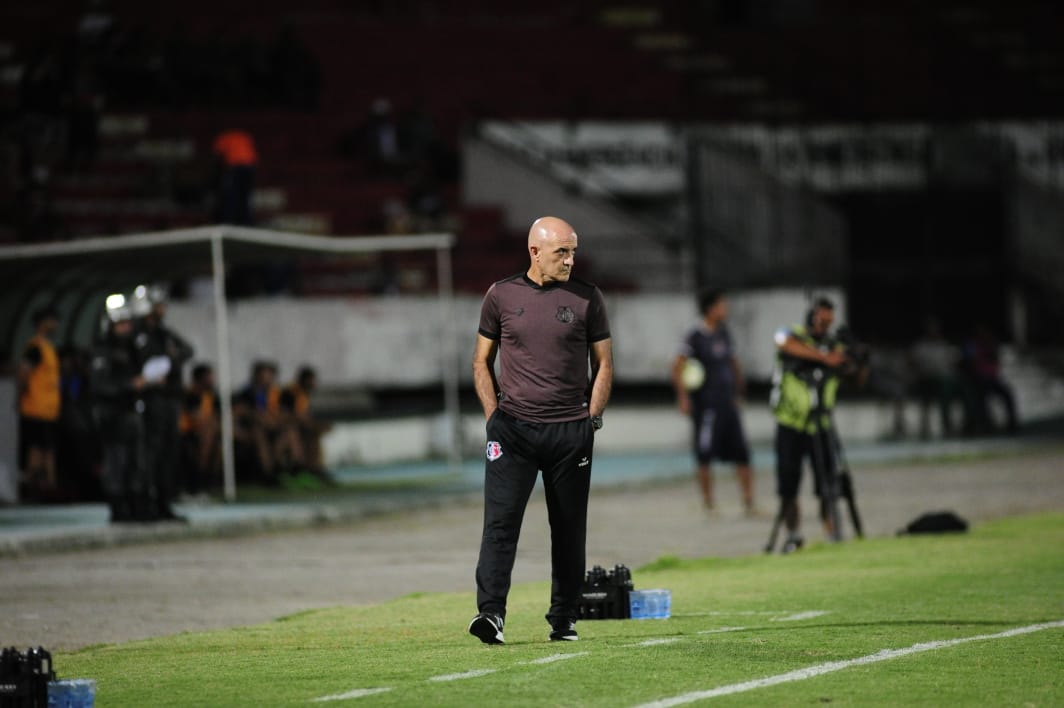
[212,129,258,225]
[18,307,62,500]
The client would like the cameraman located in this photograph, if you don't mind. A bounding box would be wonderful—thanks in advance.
[770,296,859,552]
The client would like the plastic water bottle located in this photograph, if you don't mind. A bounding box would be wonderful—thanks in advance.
[72,679,96,707]
[628,589,671,619]
[48,680,69,707]
[48,678,96,707]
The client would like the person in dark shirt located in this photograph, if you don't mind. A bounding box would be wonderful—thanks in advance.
[468,216,613,645]
[91,293,149,522]
[180,363,221,494]
[280,366,333,483]
[233,361,277,483]
[133,286,194,521]
[672,289,755,514]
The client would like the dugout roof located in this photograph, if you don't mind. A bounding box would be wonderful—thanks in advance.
[0,225,455,361]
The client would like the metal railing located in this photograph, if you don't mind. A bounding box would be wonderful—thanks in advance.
[685,131,848,290]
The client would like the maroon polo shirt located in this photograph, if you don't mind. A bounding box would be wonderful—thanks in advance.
[478,273,611,423]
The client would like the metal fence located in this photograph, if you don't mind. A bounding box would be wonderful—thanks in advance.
[685,130,848,290]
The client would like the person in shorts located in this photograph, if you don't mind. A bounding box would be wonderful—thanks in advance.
[672,290,754,514]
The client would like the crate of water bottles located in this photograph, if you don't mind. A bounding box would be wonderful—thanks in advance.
[1,645,55,707]
[578,564,634,620]
[628,589,671,619]
[47,679,96,708]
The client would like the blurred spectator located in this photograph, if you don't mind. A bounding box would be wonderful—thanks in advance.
[281,366,334,482]
[400,100,458,182]
[211,128,258,225]
[233,360,301,484]
[856,336,908,440]
[961,324,1018,435]
[133,285,194,520]
[233,360,279,483]
[379,197,415,235]
[339,98,406,175]
[91,292,151,522]
[909,317,961,439]
[406,160,446,231]
[180,363,220,495]
[56,344,102,501]
[17,307,62,500]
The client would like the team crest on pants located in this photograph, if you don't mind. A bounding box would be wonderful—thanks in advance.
[486,441,503,461]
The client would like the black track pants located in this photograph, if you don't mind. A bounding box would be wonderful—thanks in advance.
[475,409,594,622]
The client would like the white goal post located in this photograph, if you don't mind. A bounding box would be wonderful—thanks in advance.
[0,225,460,503]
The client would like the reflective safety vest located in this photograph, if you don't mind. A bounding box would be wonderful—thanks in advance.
[770,324,844,433]
[20,335,60,421]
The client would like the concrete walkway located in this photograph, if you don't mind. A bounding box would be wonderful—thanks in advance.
[1,432,1058,557]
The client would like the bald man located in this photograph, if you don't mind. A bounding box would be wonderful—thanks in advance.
[468,216,613,644]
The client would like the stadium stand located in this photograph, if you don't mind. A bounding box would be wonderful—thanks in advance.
[1,0,1061,296]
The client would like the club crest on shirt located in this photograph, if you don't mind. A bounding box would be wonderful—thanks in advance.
[486,440,503,461]
[555,305,575,324]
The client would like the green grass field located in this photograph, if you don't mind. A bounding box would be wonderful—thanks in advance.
[60,512,1063,707]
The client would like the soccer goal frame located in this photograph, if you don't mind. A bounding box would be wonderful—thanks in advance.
[0,225,459,502]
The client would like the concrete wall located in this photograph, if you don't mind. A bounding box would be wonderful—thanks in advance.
[321,400,912,469]
[165,288,843,388]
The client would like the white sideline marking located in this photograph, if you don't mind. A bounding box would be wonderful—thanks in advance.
[428,669,497,682]
[772,611,831,622]
[633,620,1064,707]
[312,687,392,702]
[697,626,748,635]
[526,652,590,665]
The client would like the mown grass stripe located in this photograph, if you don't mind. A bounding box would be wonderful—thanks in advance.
[633,638,683,647]
[634,620,1064,707]
[696,626,748,635]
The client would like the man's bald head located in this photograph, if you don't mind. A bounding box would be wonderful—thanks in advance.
[528,216,575,247]
[527,216,578,285]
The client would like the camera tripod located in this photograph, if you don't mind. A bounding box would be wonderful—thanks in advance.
[765,378,864,553]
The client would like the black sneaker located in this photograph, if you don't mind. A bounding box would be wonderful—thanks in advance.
[468,613,505,645]
[781,535,805,554]
[549,619,578,641]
